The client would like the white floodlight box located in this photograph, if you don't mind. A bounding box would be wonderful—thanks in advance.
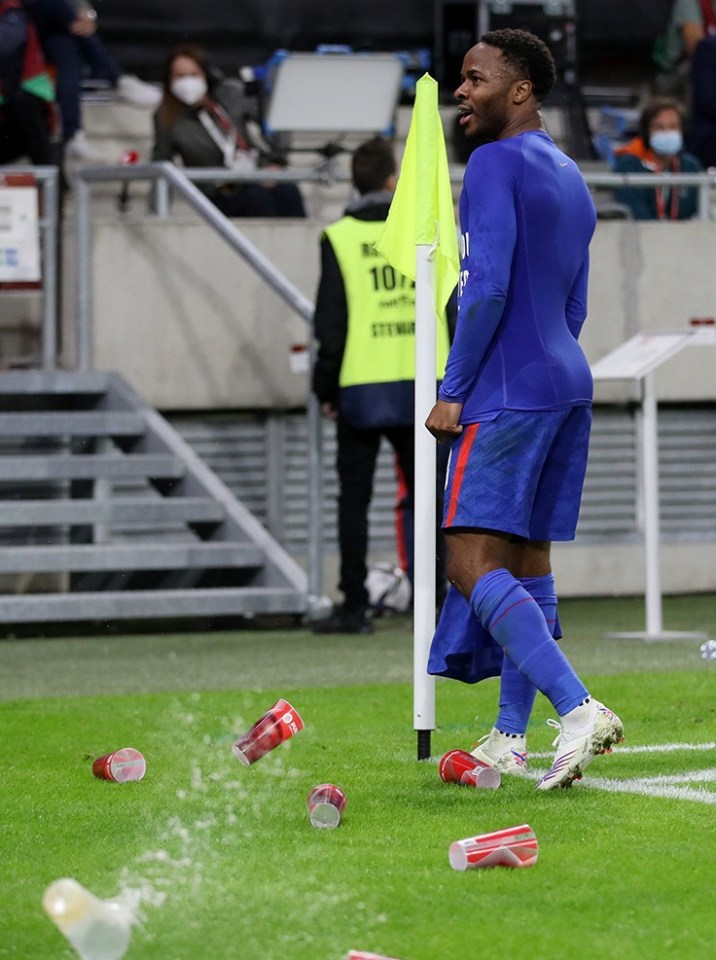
[264,53,405,137]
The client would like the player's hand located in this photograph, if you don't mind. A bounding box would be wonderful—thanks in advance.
[320,401,338,421]
[425,400,463,443]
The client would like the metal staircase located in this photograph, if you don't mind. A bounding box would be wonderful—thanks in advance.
[0,370,308,624]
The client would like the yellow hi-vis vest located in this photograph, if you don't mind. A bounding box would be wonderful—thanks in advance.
[324,216,450,390]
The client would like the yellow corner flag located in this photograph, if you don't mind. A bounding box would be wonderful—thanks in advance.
[376,73,459,320]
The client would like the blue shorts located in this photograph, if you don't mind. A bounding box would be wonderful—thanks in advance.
[442,406,592,542]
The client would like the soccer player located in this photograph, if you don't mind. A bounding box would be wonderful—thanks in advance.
[425,29,624,789]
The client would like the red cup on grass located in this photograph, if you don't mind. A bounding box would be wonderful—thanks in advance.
[449,823,538,871]
[307,783,346,828]
[92,747,146,783]
[231,698,303,766]
[439,749,501,790]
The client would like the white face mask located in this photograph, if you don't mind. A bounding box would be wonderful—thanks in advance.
[170,75,208,106]
[649,130,683,157]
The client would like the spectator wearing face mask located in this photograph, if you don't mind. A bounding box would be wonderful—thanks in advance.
[151,43,305,218]
[612,97,702,220]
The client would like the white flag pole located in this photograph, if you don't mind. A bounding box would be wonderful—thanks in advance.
[641,371,663,636]
[414,243,437,760]
[374,74,456,760]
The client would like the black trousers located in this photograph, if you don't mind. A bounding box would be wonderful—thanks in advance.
[212,182,306,218]
[335,418,447,610]
[0,92,54,165]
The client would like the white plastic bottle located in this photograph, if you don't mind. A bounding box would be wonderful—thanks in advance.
[42,878,133,960]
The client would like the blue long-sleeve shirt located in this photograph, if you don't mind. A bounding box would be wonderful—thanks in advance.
[439,130,597,423]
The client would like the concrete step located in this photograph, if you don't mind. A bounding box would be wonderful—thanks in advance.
[0,586,307,622]
[0,497,225,526]
[0,454,184,482]
[0,542,263,574]
[0,412,144,437]
[0,370,309,619]
[0,371,110,394]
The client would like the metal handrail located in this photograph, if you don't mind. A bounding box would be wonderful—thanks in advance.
[583,170,716,220]
[77,160,716,222]
[76,160,716,189]
[0,165,60,370]
[583,171,716,186]
[74,162,316,368]
[73,160,325,605]
[452,165,716,219]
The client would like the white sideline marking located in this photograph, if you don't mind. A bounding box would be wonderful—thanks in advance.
[583,770,716,805]
[615,769,716,784]
[530,741,715,760]
[530,741,716,805]
[427,740,716,803]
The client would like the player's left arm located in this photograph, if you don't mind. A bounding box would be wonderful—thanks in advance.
[565,253,589,340]
[438,151,517,403]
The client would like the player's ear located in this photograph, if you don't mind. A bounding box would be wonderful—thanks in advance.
[512,78,533,105]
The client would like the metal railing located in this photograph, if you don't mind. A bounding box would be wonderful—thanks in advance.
[149,164,716,220]
[0,166,60,370]
[72,161,328,368]
[73,160,328,604]
[581,170,716,221]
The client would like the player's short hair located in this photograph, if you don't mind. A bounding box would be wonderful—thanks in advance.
[480,28,557,103]
[352,136,396,195]
[638,97,685,143]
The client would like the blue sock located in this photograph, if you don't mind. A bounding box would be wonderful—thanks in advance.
[470,568,587,716]
[496,574,559,734]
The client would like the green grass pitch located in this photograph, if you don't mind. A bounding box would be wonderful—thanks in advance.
[1,594,715,960]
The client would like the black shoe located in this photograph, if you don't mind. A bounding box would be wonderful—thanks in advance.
[312,606,374,635]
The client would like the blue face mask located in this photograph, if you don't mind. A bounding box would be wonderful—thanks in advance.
[649,130,683,157]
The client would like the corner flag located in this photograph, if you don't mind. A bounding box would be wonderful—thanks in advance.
[375,74,459,760]
[376,73,459,320]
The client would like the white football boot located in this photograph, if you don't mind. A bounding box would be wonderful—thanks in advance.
[536,699,624,790]
[471,727,530,777]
